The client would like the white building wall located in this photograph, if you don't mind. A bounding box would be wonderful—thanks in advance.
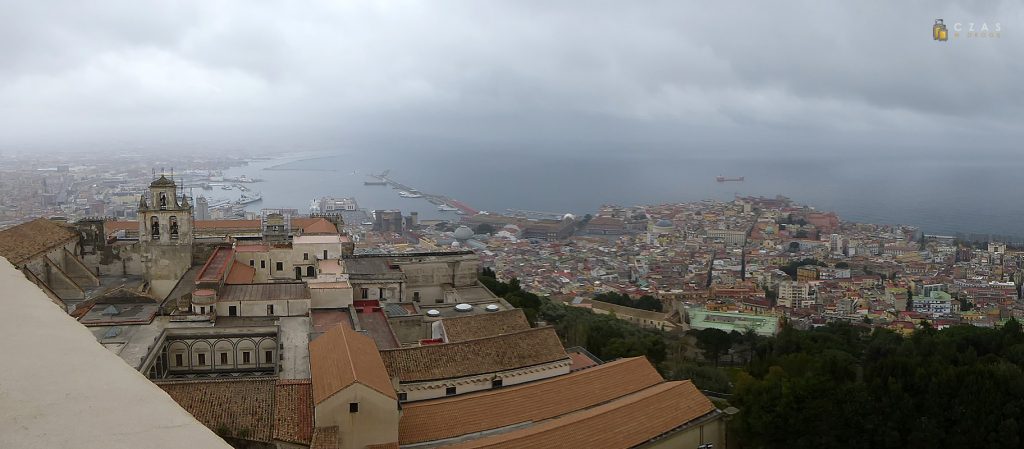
[398,359,571,402]
[216,299,310,317]
[314,384,399,449]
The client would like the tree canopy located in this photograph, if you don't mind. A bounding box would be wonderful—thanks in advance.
[474,223,496,234]
[780,258,827,279]
[593,291,663,312]
[481,273,668,367]
[690,328,733,367]
[733,320,1024,449]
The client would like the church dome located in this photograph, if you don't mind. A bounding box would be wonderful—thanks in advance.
[453,226,474,241]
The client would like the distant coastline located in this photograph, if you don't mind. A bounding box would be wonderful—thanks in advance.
[230,151,1024,241]
[263,155,337,171]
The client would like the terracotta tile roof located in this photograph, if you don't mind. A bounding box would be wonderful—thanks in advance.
[380,327,568,383]
[294,217,339,234]
[399,357,663,445]
[440,309,531,343]
[235,244,270,252]
[219,283,310,301]
[225,262,256,284]
[310,426,340,449]
[312,309,353,333]
[158,378,276,443]
[567,350,599,371]
[196,219,262,230]
[442,380,716,449]
[0,218,77,266]
[104,220,137,236]
[274,379,314,445]
[196,247,234,283]
[310,324,398,403]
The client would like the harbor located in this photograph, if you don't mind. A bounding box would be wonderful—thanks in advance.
[367,171,479,216]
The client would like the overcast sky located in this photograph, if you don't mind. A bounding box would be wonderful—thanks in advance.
[0,0,1021,156]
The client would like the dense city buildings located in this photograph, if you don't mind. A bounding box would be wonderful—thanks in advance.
[0,170,734,448]
[4,160,1024,448]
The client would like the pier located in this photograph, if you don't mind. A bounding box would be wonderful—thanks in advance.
[369,172,478,215]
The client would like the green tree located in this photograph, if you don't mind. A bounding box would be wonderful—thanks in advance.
[634,295,663,312]
[692,328,733,367]
[474,223,496,234]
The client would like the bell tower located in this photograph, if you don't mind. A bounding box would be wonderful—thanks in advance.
[139,174,193,299]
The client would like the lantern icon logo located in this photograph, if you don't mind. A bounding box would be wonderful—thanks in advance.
[933,19,948,41]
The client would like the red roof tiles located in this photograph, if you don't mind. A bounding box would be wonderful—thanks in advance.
[310,324,397,403]
[442,381,716,449]
[380,327,568,383]
[158,378,275,443]
[274,379,314,445]
[399,357,663,445]
[0,218,78,266]
[225,262,256,285]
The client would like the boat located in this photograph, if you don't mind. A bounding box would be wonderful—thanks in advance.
[226,175,263,183]
[221,185,232,190]
[438,204,459,211]
[236,193,263,205]
[364,180,387,185]
[716,176,745,182]
[399,191,423,198]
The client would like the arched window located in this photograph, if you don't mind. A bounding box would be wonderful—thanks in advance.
[159,192,168,209]
[169,216,179,239]
[150,216,160,237]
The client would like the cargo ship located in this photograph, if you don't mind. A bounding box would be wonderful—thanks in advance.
[236,193,263,205]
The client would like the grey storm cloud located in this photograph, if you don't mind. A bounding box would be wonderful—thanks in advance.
[0,0,1021,153]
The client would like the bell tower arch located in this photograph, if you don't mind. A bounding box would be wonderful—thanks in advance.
[138,174,194,299]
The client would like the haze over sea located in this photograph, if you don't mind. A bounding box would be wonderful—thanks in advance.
[224,149,1024,240]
